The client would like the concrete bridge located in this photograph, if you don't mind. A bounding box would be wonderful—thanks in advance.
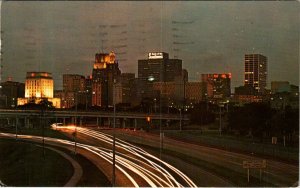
[0,109,189,129]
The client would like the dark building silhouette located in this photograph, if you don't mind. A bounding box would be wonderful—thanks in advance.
[63,74,85,92]
[271,81,290,94]
[235,85,257,96]
[120,73,136,104]
[0,81,24,108]
[138,52,182,99]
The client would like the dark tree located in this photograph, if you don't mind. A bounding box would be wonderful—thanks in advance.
[190,102,216,125]
[228,103,274,140]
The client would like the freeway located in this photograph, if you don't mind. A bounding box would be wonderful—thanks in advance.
[0,129,197,187]
[100,129,299,187]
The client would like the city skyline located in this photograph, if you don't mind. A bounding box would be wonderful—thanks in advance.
[1,1,299,89]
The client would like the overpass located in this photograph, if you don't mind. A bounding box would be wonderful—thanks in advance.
[0,109,189,129]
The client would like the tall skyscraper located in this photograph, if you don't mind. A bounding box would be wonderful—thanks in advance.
[138,52,182,99]
[244,54,267,93]
[92,52,121,107]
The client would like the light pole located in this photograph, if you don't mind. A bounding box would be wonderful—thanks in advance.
[154,98,157,113]
[219,104,224,135]
[74,91,78,155]
[112,78,116,186]
[179,108,182,131]
[15,116,17,140]
[40,100,46,158]
[85,90,88,111]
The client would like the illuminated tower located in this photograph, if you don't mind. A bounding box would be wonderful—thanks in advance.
[17,72,61,108]
[25,72,53,98]
[92,52,121,107]
[244,54,267,94]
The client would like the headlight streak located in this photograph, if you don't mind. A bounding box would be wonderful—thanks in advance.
[1,133,139,187]
[74,129,177,186]
[115,153,173,187]
[74,127,197,187]
[115,150,177,187]
[2,127,197,187]
[82,146,139,188]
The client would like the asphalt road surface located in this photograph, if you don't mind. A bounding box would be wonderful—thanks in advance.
[100,128,299,187]
[0,129,197,187]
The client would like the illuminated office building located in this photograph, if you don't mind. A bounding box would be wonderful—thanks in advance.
[244,54,267,93]
[92,52,121,107]
[17,72,60,108]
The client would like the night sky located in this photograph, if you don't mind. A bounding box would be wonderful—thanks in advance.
[1,1,299,89]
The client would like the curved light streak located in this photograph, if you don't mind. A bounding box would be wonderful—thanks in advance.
[1,126,197,187]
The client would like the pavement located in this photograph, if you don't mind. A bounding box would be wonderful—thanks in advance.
[44,146,83,187]
[0,133,136,187]
[101,129,299,187]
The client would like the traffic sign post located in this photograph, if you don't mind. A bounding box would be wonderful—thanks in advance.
[243,160,266,183]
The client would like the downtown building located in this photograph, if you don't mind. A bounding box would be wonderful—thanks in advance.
[201,73,231,103]
[0,80,25,108]
[269,81,299,109]
[17,72,60,108]
[137,52,183,100]
[92,52,121,107]
[244,54,267,94]
[55,74,88,109]
[152,81,204,109]
[119,73,138,105]
[233,85,262,105]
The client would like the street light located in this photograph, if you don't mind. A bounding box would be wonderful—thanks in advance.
[74,91,78,155]
[179,108,182,131]
[15,116,18,141]
[219,104,224,135]
[154,98,157,113]
[112,78,116,186]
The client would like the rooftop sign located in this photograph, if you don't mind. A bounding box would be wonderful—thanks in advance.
[148,52,164,59]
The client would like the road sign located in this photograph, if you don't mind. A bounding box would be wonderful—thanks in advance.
[243,160,266,169]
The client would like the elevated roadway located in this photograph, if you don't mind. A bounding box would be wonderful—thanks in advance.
[0,109,188,121]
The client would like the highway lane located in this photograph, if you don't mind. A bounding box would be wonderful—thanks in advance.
[100,129,299,187]
[0,130,197,187]
[59,127,234,186]
[0,132,135,187]
[58,126,197,187]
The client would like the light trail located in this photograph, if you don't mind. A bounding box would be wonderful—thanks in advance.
[54,126,197,187]
[78,127,196,187]
[0,127,197,187]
